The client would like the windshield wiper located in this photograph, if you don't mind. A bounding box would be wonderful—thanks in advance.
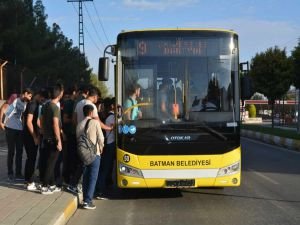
[196,123,228,141]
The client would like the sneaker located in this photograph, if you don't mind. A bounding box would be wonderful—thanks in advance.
[95,193,109,200]
[41,187,53,195]
[82,202,96,210]
[66,185,78,194]
[36,184,42,190]
[49,185,61,193]
[26,182,37,191]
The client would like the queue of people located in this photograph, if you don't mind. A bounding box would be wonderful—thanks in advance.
[0,84,116,210]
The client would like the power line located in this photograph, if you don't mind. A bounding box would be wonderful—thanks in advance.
[71,2,102,54]
[83,2,106,48]
[67,0,93,56]
[92,1,111,45]
[277,37,300,51]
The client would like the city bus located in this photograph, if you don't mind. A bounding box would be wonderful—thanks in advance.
[99,29,241,188]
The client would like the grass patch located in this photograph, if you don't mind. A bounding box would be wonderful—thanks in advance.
[241,124,300,140]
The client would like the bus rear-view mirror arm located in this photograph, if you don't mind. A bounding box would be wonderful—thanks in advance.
[98,45,116,81]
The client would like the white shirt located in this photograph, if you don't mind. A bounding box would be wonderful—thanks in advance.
[74,99,98,123]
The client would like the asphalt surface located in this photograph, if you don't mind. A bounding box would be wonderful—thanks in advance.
[68,137,300,225]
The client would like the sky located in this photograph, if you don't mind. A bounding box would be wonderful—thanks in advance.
[43,0,300,93]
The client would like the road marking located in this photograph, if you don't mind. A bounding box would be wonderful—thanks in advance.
[249,169,279,185]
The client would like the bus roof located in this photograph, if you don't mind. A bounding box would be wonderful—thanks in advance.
[119,28,237,35]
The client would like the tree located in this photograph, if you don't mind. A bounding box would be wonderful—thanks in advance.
[291,40,300,132]
[250,46,292,128]
[0,0,92,93]
[90,74,111,98]
[251,92,266,100]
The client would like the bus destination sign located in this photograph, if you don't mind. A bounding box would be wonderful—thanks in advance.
[137,38,207,57]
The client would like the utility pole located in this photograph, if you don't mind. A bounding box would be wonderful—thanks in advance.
[67,0,93,82]
[67,0,93,56]
[240,61,251,121]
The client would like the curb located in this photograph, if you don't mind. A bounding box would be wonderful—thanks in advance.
[53,195,78,225]
[241,129,300,152]
[32,192,78,225]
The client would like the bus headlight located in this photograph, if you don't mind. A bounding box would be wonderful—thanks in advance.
[119,162,144,178]
[217,161,240,177]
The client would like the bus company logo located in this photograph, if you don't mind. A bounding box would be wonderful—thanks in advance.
[128,125,136,134]
[119,125,137,135]
[170,135,191,141]
[122,125,129,134]
[123,154,130,163]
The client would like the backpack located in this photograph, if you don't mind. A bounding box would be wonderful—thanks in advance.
[77,119,98,165]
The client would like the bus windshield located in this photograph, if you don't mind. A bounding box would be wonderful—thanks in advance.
[119,31,239,125]
[117,31,239,155]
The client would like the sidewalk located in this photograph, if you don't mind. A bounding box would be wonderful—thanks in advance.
[241,122,300,151]
[0,137,78,225]
[241,129,300,151]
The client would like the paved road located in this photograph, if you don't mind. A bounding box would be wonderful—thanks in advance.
[68,138,300,225]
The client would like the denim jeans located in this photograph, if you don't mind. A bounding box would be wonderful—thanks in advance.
[83,155,101,204]
[5,127,23,176]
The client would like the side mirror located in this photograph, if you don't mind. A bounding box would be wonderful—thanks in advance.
[98,57,109,81]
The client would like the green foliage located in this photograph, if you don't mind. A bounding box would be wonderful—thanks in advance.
[0,0,91,90]
[242,124,300,140]
[250,46,292,102]
[251,92,265,100]
[249,46,292,127]
[90,74,111,98]
[291,41,300,89]
[246,104,256,118]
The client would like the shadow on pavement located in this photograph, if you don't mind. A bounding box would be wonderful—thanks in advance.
[103,187,183,200]
[181,188,300,203]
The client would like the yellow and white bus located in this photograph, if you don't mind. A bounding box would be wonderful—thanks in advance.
[99,29,241,188]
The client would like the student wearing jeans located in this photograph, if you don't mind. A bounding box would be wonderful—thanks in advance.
[76,104,104,210]
[68,86,112,194]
